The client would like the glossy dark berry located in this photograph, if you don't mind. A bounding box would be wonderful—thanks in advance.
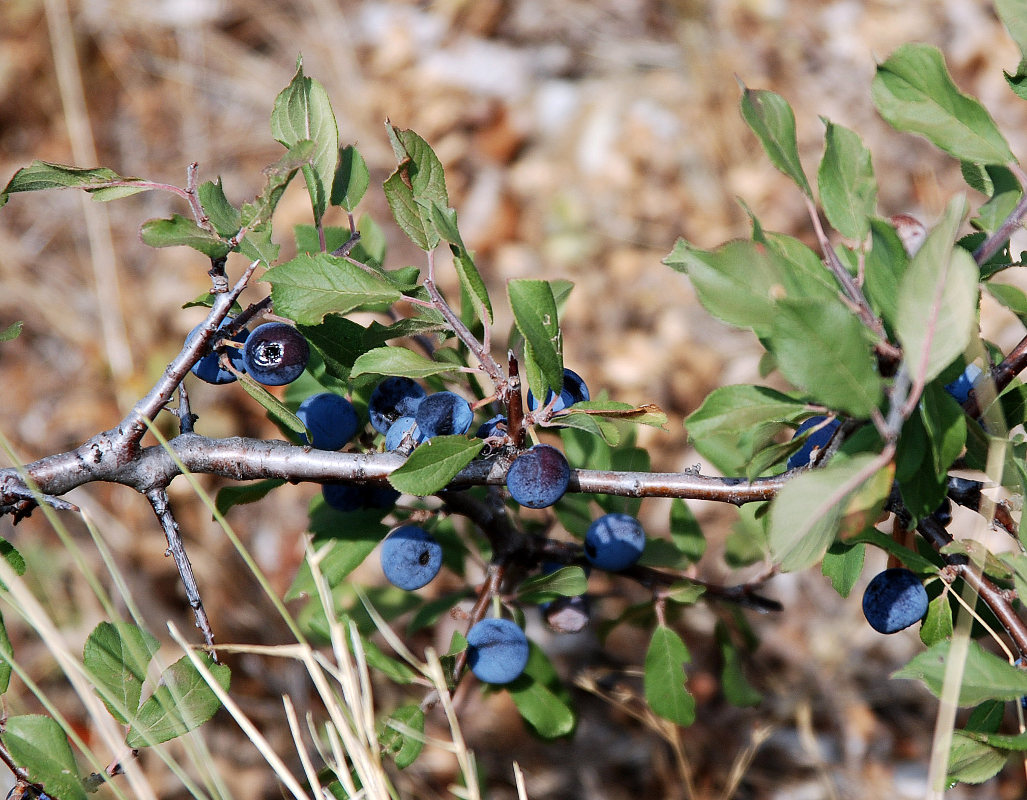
[322,483,400,512]
[527,368,590,413]
[944,364,983,404]
[380,526,443,590]
[385,416,423,452]
[476,414,508,439]
[505,444,570,508]
[931,497,953,528]
[296,392,359,450]
[585,512,646,571]
[466,618,530,684]
[862,568,928,634]
[368,377,427,435]
[786,416,841,469]
[186,318,248,384]
[242,322,310,386]
[414,391,473,439]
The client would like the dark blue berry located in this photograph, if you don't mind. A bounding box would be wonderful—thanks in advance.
[505,444,570,508]
[380,525,443,590]
[786,416,841,469]
[368,377,427,435]
[476,414,508,439]
[527,368,590,413]
[466,618,530,684]
[186,318,248,384]
[414,391,473,439]
[861,568,928,634]
[584,513,646,571]
[322,483,400,512]
[242,322,309,386]
[385,416,423,451]
[296,392,359,450]
[944,364,983,404]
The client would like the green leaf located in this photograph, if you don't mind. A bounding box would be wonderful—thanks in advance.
[197,178,241,238]
[139,213,231,259]
[669,499,706,564]
[234,371,310,437]
[871,43,1014,165]
[379,704,425,769]
[271,58,339,223]
[920,593,954,647]
[2,715,86,800]
[297,315,367,383]
[382,125,449,251]
[0,322,22,343]
[0,613,12,694]
[739,85,812,196]
[818,120,876,241]
[428,202,494,324]
[350,347,464,380]
[506,645,576,738]
[83,622,161,724]
[508,279,563,402]
[661,580,706,604]
[997,0,1027,67]
[685,384,807,475]
[644,625,695,726]
[215,479,286,517]
[821,540,865,598]
[239,139,314,231]
[387,436,484,496]
[863,217,911,329]
[126,654,230,747]
[893,639,1027,706]
[557,400,668,430]
[895,196,979,385]
[516,567,588,605]
[948,731,1009,784]
[769,453,885,572]
[716,624,762,707]
[971,165,1021,234]
[920,383,967,475]
[331,145,369,211]
[263,252,402,325]
[1,160,145,207]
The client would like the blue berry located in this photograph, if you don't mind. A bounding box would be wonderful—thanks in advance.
[786,416,841,469]
[242,322,310,385]
[186,318,248,384]
[584,513,646,571]
[527,368,590,412]
[380,525,443,590]
[414,391,473,439]
[322,483,399,512]
[944,364,983,404]
[861,567,928,634]
[385,416,423,451]
[296,392,359,450]
[505,444,570,508]
[476,414,508,439]
[466,618,530,684]
[368,377,427,435]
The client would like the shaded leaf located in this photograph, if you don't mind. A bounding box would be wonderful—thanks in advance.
[331,145,369,211]
[83,622,161,724]
[139,214,231,259]
[379,704,425,769]
[508,279,563,402]
[2,715,86,800]
[644,625,695,726]
[126,654,230,747]
[387,436,484,496]
[516,567,588,605]
[893,639,1027,706]
[215,479,286,517]
[1,160,145,207]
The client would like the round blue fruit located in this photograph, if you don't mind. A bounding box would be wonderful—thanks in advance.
[476,414,508,439]
[944,364,983,404]
[380,526,443,591]
[861,567,928,634]
[466,618,530,684]
[584,512,646,571]
[322,483,400,512]
[527,368,590,413]
[296,392,359,450]
[368,377,427,435]
[242,322,310,385]
[786,416,842,469]
[186,318,248,384]
[505,444,570,508]
[385,416,423,451]
[414,391,473,439]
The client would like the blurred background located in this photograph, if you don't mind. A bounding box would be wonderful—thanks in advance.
[2,0,1027,798]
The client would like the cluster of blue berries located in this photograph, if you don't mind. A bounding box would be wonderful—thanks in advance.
[369,377,474,450]
[188,319,311,387]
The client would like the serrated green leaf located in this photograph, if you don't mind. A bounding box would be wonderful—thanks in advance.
[506,644,576,738]
[948,730,1010,784]
[920,593,954,647]
[384,171,437,251]
[0,322,22,343]
[379,704,425,769]
[644,625,695,726]
[2,715,86,800]
[234,371,310,437]
[83,622,161,724]
[428,201,494,324]
[508,279,563,402]
[516,567,588,605]
[921,383,967,475]
[893,639,1027,706]
[863,217,910,329]
[383,125,449,251]
[263,252,401,325]
[387,436,483,496]
[126,654,230,747]
[871,43,1013,165]
[350,347,463,380]
[557,400,667,430]
[240,140,313,230]
[821,540,865,598]
[331,145,369,211]
[238,225,279,266]
[818,120,876,241]
[140,213,231,259]
[769,296,883,417]
[215,479,286,517]
[197,178,241,238]
[1,160,145,207]
[297,315,367,383]
[271,59,339,222]
[739,85,811,196]
[896,196,979,385]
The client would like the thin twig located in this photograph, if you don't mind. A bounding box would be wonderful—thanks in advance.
[972,161,1027,266]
